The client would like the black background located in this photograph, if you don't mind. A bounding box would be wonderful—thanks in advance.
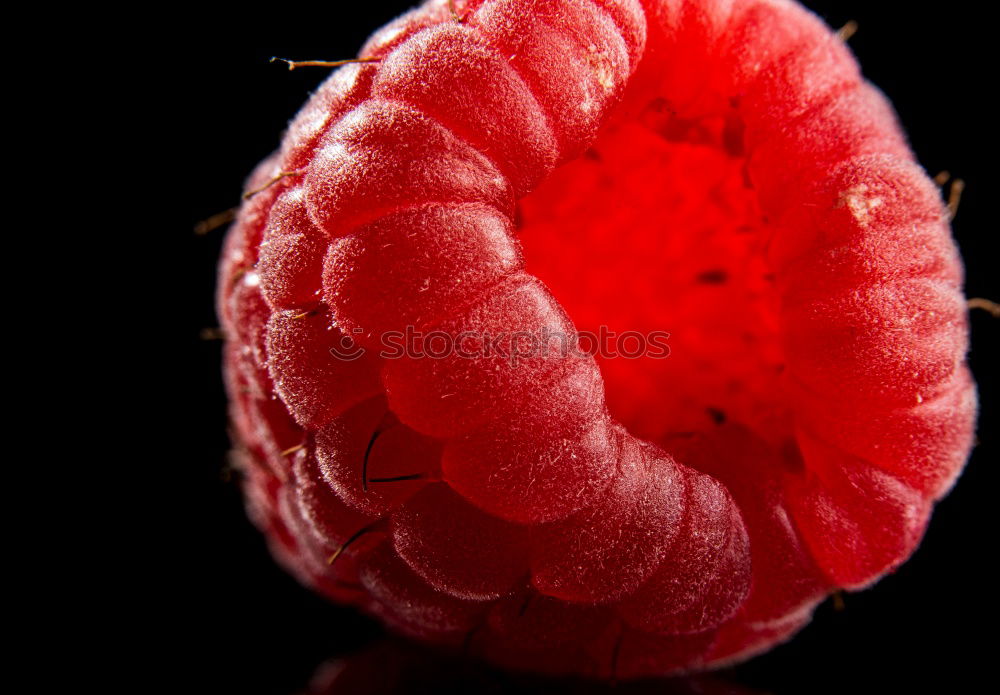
[178,2,996,693]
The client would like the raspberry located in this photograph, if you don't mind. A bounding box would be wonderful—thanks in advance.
[219,0,976,679]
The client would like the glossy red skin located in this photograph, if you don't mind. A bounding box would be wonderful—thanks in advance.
[219,0,975,679]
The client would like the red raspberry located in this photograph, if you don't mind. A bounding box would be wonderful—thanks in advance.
[219,0,975,679]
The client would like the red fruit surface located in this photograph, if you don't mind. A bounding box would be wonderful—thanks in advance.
[219,0,976,679]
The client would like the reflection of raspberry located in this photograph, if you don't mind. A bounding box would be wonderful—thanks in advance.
[301,638,763,695]
[220,0,976,679]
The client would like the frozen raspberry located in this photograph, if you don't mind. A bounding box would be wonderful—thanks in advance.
[220,0,975,679]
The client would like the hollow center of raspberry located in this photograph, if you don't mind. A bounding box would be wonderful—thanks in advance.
[518,106,790,451]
